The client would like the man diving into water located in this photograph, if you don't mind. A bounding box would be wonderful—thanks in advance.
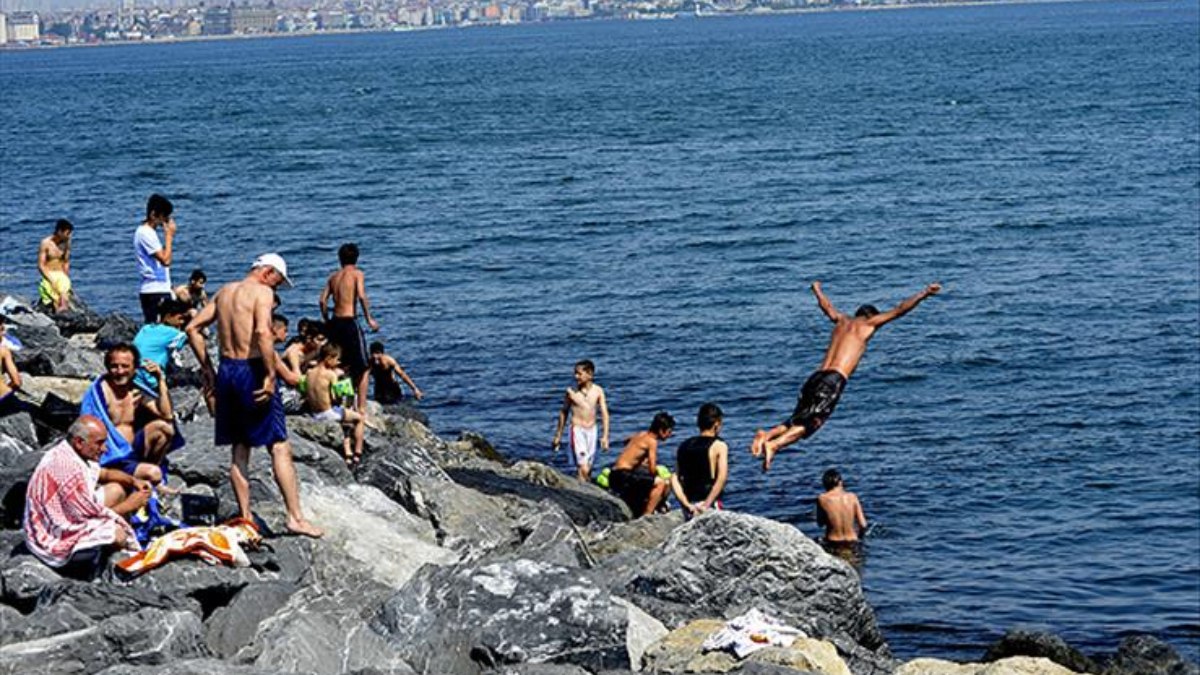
[751,281,942,471]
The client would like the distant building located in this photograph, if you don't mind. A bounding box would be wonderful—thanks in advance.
[231,6,275,33]
[203,7,230,34]
[6,11,38,42]
[0,13,7,45]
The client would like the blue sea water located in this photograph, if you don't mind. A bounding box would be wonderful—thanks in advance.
[2,0,1198,662]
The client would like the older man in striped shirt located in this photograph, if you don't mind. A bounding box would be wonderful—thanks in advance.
[23,415,148,580]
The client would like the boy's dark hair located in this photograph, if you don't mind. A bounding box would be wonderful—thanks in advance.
[146,193,173,220]
[319,343,342,361]
[104,343,141,367]
[157,299,190,321]
[369,341,385,354]
[855,305,879,319]
[54,219,74,233]
[649,411,676,434]
[338,243,359,266]
[272,313,289,327]
[697,402,723,431]
[574,359,595,375]
[822,468,843,490]
[189,269,207,284]
[302,319,327,339]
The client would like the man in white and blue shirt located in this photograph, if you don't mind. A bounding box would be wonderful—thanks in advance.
[134,194,176,324]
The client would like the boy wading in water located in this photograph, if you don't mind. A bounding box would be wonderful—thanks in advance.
[304,343,366,467]
[816,468,868,568]
[751,281,942,471]
[552,359,609,482]
[319,243,379,417]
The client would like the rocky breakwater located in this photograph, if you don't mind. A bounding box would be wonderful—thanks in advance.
[1,291,1197,675]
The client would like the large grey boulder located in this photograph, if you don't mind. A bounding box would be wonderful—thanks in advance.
[0,413,37,449]
[239,586,416,675]
[203,581,298,659]
[96,660,286,675]
[446,459,631,526]
[0,434,36,469]
[1101,635,1199,675]
[93,312,139,350]
[300,482,457,588]
[9,322,103,378]
[0,607,208,675]
[0,452,42,529]
[598,511,892,675]
[396,474,521,557]
[373,557,653,675]
[583,512,684,562]
[983,629,1098,673]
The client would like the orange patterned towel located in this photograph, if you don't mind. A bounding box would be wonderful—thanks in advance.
[115,518,262,577]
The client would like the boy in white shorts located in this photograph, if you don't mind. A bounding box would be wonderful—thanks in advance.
[552,359,609,482]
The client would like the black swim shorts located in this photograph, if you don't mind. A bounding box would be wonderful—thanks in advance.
[784,369,847,438]
[608,467,656,513]
[328,317,370,382]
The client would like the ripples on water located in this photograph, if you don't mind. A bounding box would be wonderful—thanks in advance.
[2,0,1198,662]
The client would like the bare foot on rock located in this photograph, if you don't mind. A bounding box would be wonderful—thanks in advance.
[286,518,324,538]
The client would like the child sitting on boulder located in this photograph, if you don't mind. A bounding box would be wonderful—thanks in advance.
[304,343,365,467]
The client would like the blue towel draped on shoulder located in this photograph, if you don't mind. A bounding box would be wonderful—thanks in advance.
[81,378,184,480]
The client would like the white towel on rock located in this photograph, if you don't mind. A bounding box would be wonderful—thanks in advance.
[701,608,806,659]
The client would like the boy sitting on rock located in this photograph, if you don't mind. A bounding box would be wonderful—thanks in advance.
[304,343,365,467]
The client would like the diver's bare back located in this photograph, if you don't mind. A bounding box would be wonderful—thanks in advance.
[820,319,877,379]
[214,280,272,359]
[326,268,361,318]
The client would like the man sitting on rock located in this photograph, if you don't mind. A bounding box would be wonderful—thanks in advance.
[609,412,675,517]
[671,403,729,519]
[24,415,147,580]
[82,343,179,485]
[0,317,27,418]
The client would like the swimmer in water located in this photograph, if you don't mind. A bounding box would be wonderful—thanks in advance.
[816,467,868,569]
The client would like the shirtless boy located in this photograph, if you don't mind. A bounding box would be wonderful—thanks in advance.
[369,341,423,404]
[38,219,73,313]
[304,343,366,467]
[609,412,675,517]
[551,359,609,482]
[318,243,379,415]
[0,320,25,418]
[174,269,209,318]
[186,253,322,538]
[816,468,868,567]
[97,344,176,485]
[282,319,325,377]
[751,281,942,471]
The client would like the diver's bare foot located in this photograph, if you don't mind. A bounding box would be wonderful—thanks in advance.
[750,430,767,457]
[286,518,324,538]
[762,442,777,472]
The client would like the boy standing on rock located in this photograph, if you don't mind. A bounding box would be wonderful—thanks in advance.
[319,243,379,417]
[186,253,323,538]
[134,195,176,325]
[751,281,942,471]
[552,359,609,482]
[37,219,73,313]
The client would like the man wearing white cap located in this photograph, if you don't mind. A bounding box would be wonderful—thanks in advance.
[185,253,323,538]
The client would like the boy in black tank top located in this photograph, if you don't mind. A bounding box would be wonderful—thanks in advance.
[671,403,729,518]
